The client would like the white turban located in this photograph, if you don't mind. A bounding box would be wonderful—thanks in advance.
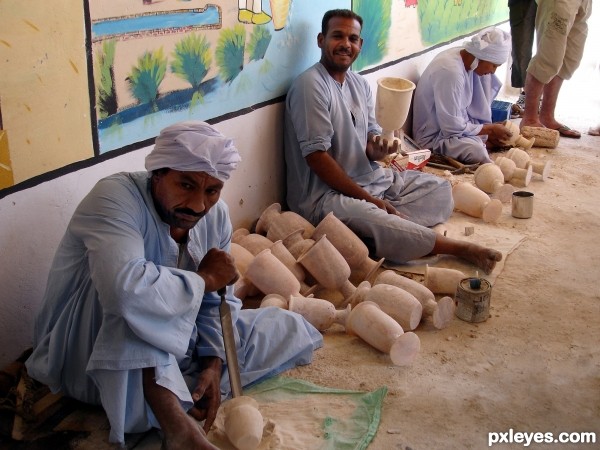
[145,121,241,181]
[463,27,511,65]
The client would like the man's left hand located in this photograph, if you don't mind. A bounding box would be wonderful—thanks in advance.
[189,356,223,433]
[366,134,399,161]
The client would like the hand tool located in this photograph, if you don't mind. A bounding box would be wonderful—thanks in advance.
[218,286,243,398]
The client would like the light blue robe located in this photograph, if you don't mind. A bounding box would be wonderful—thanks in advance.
[25,172,322,444]
[412,48,502,164]
[284,63,453,263]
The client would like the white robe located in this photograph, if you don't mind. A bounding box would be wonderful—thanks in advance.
[412,48,502,164]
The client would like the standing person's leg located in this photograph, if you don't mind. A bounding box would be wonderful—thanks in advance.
[509,0,538,90]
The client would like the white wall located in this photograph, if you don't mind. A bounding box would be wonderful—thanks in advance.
[0,41,472,368]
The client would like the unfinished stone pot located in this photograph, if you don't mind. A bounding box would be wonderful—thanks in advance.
[374,270,455,329]
[230,243,261,299]
[520,126,560,149]
[245,248,302,300]
[452,182,503,223]
[356,283,422,331]
[346,301,421,366]
[289,296,351,331]
[255,202,315,241]
[503,120,535,150]
[424,265,466,295]
[237,233,273,256]
[223,396,263,450]
[506,147,552,181]
[297,235,359,306]
[312,212,384,283]
[495,156,533,187]
[282,228,316,259]
[474,163,515,203]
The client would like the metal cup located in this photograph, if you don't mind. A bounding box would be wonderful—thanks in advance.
[511,191,534,219]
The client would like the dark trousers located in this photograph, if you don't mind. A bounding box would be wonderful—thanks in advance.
[509,0,537,89]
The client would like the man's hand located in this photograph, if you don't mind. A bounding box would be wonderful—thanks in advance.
[197,248,239,293]
[371,197,408,218]
[481,123,513,147]
[189,356,223,433]
[366,134,399,161]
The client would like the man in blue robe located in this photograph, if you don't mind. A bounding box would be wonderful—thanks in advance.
[284,9,502,274]
[412,28,514,164]
[26,121,323,448]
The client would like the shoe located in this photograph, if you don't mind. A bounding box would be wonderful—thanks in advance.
[588,125,600,136]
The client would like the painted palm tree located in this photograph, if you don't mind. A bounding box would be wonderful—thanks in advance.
[215,25,246,83]
[95,40,117,119]
[171,33,212,105]
[126,48,167,111]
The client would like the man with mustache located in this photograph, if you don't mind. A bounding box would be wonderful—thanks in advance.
[26,121,322,449]
[284,9,502,276]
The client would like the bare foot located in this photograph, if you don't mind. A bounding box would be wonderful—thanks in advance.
[459,243,502,274]
[519,120,545,129]
[162,414,218,450]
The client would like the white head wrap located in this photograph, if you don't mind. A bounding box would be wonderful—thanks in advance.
[463,27,511,65]
[145,121,241,181]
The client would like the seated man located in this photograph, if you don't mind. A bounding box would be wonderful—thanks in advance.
[284,9,502,275]
[26,121,322,448]
[412,27,514,164]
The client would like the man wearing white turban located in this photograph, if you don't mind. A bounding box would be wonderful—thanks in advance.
[26,121,323,448]
[413,27,514,164]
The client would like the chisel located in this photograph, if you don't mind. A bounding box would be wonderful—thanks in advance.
[218,287,243,398]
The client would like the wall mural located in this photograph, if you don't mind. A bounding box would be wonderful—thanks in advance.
[0,0,507,193]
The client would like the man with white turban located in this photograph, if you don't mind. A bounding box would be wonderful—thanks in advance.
[412,27,514,164]
[26,121,323,448]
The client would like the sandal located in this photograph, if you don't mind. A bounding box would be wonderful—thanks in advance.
[553,124,581,139]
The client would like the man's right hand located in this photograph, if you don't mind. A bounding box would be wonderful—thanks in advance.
[196,248,239,293]
[371,197,407,218]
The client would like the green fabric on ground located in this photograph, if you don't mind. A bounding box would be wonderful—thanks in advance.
[244,376,387,450]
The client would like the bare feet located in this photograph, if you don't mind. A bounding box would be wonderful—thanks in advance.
[162,414,218,450]
[459,243,502,274]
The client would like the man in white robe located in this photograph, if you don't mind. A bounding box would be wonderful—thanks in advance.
[26,121,323,448]
[412,28,513,164]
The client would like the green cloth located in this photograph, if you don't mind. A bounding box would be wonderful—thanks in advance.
[245,376,387,450]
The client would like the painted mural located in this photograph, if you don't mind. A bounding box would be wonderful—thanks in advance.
[0,0,507,192]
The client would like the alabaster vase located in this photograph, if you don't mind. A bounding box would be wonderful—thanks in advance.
[259,293,288,309]
[452,182,503,224]
[297,235,359,305]
[288,296,351,331]
[255,202,315,242]
[245,248,302,300]
[503,121,535,150]
[507,147,552,181]
[424,265,466,295]
[374,270,455,329]
[230,243,261,299]
[312,212,384,283]
[375,77,416,145]
[237,233,274,256]
[474,163,515,203]
[282,228,316,259]
[495,156,533,187]
[357,283,423,331]
[269,240,315,296]
[346,301,420,366]
[223,396,263,450]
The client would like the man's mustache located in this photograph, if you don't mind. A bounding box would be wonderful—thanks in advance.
[175,208,204,217]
